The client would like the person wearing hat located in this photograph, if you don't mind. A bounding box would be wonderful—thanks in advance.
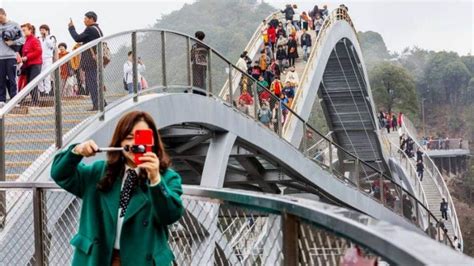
[68,11,104,111]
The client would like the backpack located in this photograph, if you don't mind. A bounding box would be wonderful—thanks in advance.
[92,26,111,66]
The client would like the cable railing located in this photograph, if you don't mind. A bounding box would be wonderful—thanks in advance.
[0,10,453,247]
[400,117,463,249]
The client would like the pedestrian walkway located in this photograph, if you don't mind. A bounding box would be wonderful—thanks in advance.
[384,130,456,243]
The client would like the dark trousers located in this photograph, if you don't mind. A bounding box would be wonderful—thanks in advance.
[83,64,98,109]
[0,58,18,102]
[192,64,207,95]
[441,210,448,220]
[289,57,295,67]
[24,64,42,105]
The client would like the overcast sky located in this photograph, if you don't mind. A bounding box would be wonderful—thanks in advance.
[1,0,472,55]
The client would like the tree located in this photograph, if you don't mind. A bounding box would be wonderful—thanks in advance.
[441,61,471,104]
[369,61,418,116]
[424,52,470,104]
[357,31,390,70]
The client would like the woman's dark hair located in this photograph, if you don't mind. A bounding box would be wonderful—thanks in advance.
[21,23,34,32]
[58,42,67,49]
[128,51,133,56]
[39,24,50,34]
[195,31,205,41]
[97,111,171,191]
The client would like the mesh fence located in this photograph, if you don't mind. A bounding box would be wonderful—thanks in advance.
[0,189,389,265]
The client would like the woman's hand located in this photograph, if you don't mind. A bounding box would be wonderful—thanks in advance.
[139,152,161,185]
[73,140,98,157]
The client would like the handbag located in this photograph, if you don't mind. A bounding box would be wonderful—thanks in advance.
[141,77,148,89]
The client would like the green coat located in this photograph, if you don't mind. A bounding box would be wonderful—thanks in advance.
[51,144,184,266]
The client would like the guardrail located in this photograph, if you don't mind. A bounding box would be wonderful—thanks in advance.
[401,117,463,249]
[1,182,470,265]
[0,8,454,248]
[381,133,430,228]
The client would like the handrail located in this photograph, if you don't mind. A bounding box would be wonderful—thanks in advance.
[0,182,470,264]
[0,9,453,247]
[381,133,430,215]
[218,11,282,99]
[401,117,462,248]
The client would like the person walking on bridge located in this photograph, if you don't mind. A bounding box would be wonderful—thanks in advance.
[68,11,103,111]
[0,8,24,108]
[416,160,424,181]
[38,24,56,96]
[191,31,208,95]
[300,29,312,61]
[287,35,298,67]
[440,198,448,220]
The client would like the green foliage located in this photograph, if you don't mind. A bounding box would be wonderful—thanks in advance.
[461,55,474,75]
[369,61,418,116]
[425,52,471,104]
[154,0,276,61]
[357,31,390,70]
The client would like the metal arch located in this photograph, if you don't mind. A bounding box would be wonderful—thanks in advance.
[29,92,425,231]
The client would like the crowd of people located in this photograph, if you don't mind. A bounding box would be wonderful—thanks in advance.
[226,3,332,133]
[0,8,150,111]
[420,136,467,150]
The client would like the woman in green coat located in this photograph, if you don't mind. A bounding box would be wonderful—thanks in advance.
[51,111,184,266]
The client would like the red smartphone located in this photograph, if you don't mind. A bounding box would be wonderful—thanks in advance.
[133,129,154,165]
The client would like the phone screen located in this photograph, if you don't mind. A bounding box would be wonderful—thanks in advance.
[134,129,154,165]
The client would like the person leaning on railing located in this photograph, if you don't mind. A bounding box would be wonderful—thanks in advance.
[50,111,184,266]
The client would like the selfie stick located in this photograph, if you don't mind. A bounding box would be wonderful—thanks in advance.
[96,146,130,153]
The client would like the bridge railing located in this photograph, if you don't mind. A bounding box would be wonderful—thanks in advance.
[401,117,463,249]
[0,27,453,247]
[283,7,356,137]
[380,133,430,227]
[2,182,470,266]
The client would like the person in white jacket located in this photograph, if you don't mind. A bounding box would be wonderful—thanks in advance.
[38,24,56,96]
[123,51,146,94]
[235,53,248,73]
[285,66,299,87]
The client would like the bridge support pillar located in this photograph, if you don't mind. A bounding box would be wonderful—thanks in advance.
[201,132,237,188]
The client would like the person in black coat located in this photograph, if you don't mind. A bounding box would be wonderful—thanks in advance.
[300,29,312,61]
[68,11,103,111]
[276,45,288,71]
[287,35,298,67]
[416,160,424,181]
[416,148,424,162]
[281,5,295,22]
[440,198,449,220]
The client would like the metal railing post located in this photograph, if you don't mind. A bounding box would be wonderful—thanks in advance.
[207,51,212,96]
[97,42,105,121]
[329,143,333,174]
[228,64,233,105]
[354,159,360,189]
[161,31,167,91]
[186,37,193,91]
[33,187,45,266]
[0,116,4,227]
[282,212,299,266]
[252,83,258,119]
[53,68,63,148]
[380,174,384,203]
[131,32,138,102]
[302,123,308,156]
[277,102,283,137]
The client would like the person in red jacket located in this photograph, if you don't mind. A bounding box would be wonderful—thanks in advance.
[20,23,42,105]
[267,25,277,54]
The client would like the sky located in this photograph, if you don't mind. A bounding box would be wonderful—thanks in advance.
[1,0,472,56]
